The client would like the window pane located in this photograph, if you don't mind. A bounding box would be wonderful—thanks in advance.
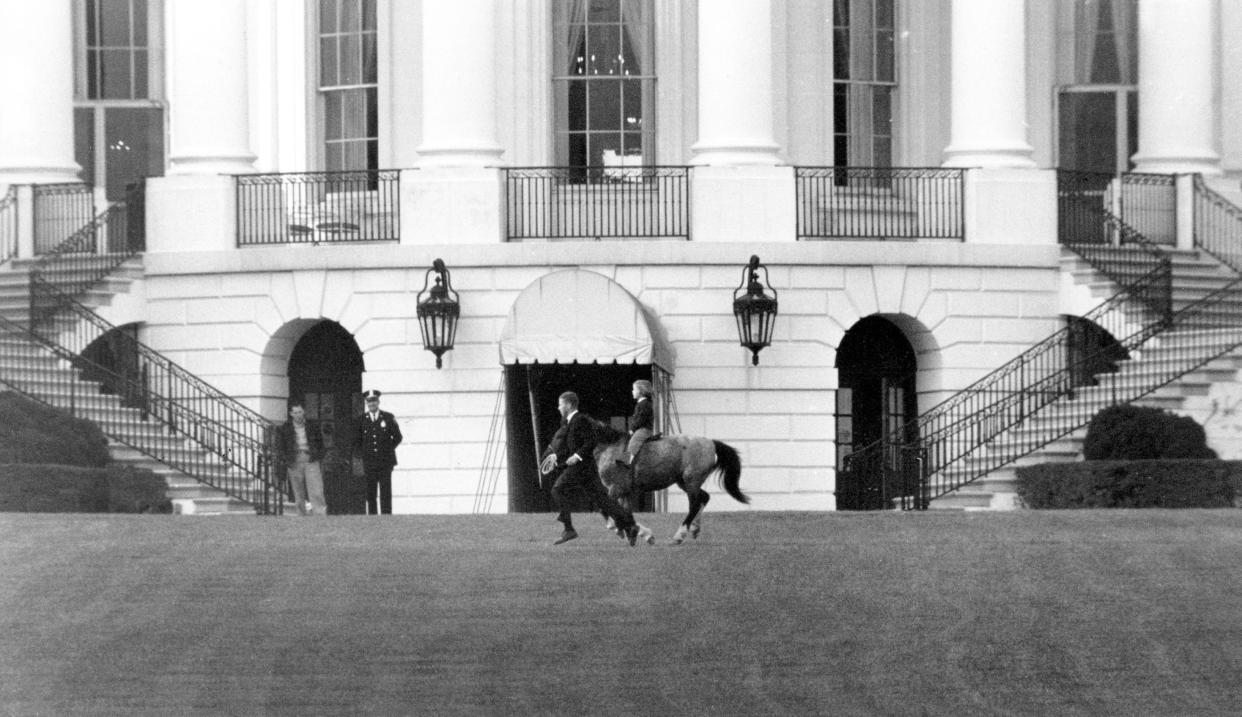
[132,0,147,46]
[567,132,587,167]
[340,34,360,85]
[593,133,623,166]
[362,34,377,84]
[343,88,366,139]
[75,108,96,185]
[362,0,376,30]
[341,0,360,33]
[105,107,164,201]
[324,91,343,140]
[1058,91,1116,173]
[833,28,850,79]
[622,79,643,131]
[876,31,894,82]
[99,0,132,46]
[588,0,620,23]
[319,0,337,33]
[100,49,133,99]
[622,132,643,156]
[365,87,378,138]
[320,37,338,87]
[87,49,102,99]
[876,0,894,29]
[567,80,586,132]
[134,48,148,98]
[587,80,621,131]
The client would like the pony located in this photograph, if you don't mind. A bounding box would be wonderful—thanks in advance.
[541,421,747,544]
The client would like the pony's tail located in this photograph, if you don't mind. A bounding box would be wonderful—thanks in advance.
[712,440,748,504]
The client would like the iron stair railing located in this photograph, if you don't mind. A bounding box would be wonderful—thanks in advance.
[0,308,282,514]
[1192,175,1242,274]
[28,181,144,328]
[17,180,281,513]
[844,171,1181,509]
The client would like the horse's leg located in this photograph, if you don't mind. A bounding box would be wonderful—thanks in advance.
[689,491,710,539]
[673,486,709,545]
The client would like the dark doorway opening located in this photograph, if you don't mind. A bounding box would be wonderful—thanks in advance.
[288,320,365,515]
[505,362,654,513]
[835,316,919,510]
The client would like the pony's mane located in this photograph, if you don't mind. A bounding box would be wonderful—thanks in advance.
[592,420,628,445]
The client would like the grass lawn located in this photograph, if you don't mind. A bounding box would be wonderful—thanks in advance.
[1,509,1240,716]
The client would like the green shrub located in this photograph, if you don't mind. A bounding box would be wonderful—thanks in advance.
[0,391,112,467]
[1082,405,1216,460]
[1016,460,1238,509]
[0,464,171,513]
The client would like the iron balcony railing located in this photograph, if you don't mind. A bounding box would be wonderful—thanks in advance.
[0,185,16,264]
[504,166,690,241]
[1193,175,1242,274]
[795,167,965,241]
[28,182,145,330]
[15,284,281,514]
[32,182,96,255]
[236,169,401,246]
[1120,172,1177,245]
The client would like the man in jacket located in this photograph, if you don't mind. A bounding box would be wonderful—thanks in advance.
[275,402,328,516]
[551,391,638,546]
[353,389,403,515]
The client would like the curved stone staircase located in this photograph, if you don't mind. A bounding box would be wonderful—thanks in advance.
[0,259,273,515]
[934,246,1242,509]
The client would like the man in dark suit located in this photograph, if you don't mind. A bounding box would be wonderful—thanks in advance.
[353,389,403,515]
[550,391,638,546]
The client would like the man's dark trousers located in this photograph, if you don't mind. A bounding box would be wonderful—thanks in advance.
[552,462,632,530]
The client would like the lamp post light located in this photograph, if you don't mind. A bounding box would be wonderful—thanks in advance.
[416,258,460,368]
[732,255,778,365]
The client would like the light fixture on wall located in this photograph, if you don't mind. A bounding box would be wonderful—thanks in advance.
[416,258,460,369]
[732,255,779,366]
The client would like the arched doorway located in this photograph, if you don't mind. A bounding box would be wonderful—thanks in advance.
[499,270,674,514]
[835,316,919,510]
[288,320,365,515]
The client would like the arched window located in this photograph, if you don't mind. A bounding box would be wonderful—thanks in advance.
[553,0,654,170]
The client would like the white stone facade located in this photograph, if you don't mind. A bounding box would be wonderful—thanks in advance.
[3,1,1242,512]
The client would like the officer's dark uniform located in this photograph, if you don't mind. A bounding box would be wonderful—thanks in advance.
[353,390,403,514]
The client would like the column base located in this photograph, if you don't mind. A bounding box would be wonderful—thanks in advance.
[942,144,1037,169]
[689,141,783,167]
[1131,155,1223,177]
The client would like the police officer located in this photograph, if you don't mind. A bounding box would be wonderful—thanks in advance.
[353,390,403,514]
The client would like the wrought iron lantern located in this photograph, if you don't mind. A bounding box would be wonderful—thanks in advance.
[416,258,460,368]
[732,255,779,365]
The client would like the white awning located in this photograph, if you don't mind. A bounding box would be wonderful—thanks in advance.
[498,270,673,371]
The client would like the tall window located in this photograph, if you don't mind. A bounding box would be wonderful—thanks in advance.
[74,0,164,201]
[318,0,378,172]
[553,0,655,169]
[1057,0,1138,174]
[833,0,895,169]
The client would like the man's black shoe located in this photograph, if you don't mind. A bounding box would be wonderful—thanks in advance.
[553,529,578,545]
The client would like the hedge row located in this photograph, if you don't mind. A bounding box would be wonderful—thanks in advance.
[1016,460,1242,509]
[0,392,112,467]
[0,464,172,513]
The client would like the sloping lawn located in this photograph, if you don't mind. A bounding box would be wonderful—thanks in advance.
[1,510,1240,716]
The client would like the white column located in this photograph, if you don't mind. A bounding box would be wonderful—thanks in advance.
[1131,0,1221,175]
[417,0,503,167]
[0,1,81,184]
[690,0,781,165]
[942,0,1036,168]
[166,0,256,174]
